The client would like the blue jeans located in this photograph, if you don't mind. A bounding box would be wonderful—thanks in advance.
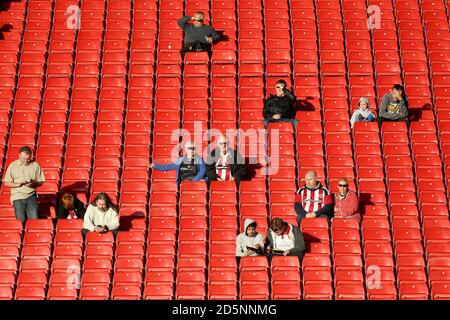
[12,194,39,223]
[263,118,298,130]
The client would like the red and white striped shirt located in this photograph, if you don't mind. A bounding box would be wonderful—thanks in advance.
[215,153,232,180]
[295,183,332,213]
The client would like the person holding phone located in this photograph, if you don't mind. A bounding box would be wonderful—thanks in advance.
[81,193,119,238]
[236,218,265,257]
[3,146,45,223]
[177,12,220,57]
[265,217,305,261]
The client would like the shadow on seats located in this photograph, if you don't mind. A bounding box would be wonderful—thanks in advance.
[119,213,146,231]
[302,234,322,254]
[408,103,433,122]
[296,97,318,112]
[0,24,13,40]
[244,157,263,180]
[216,31,230,42]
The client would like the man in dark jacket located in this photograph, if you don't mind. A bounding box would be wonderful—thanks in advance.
[178,12,220,57]
[378,84,409,123]
[265,217,305,262]
[262,80,297,129]
[206,135,246,186]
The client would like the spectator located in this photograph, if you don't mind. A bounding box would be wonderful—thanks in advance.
[265,217,305,261]
[333,178,361,222]
[350,97,376,128]
[378,84,409,123]
[236,218,265,257]
[56,193,86,220]
[82,193,119,238]
[150,141,206,185]
[262,80,297,129]
[178,12,220,57]
[206,135,246,185]
[294,170,333,225]
[3,146,45,223]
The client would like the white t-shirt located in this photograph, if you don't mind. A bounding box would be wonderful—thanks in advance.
[83,204,120,232]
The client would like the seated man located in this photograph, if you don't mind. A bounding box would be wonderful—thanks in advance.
[206,135,246,186]
[333,178,361,222]
[56,192,86,220]
[378,84,408,123]
[150,141,206,185]
[82,193,120,237]
[236,218,265,257]
[265,217,305,261]
[262,80,297,129]
[178,12,220,57]
[294,170,333,225]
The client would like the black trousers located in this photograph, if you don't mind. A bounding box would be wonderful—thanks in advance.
[180,41,212,57]
[378,116,409,125]
[81,228,118,238]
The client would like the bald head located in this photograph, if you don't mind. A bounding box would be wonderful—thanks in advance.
[217,135,229,154]
[305,170,318,188]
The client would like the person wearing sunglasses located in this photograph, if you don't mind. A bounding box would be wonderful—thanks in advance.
[205,135,246,186]
[265,217,305,261]
[149,141,206,185]
[262,79,297,129]
[178,12,220,57]
[294,170,333,225]
[333,178,361,222]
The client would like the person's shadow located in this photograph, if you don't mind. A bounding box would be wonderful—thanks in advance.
[408,103,433,122]
[296,97,318,112]
[0,24,13,40]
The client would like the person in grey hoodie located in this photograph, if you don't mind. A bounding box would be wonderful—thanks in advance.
[378,84,409,123]
[350,97,376,128]
[178,12,220,57]
[236,218,265,257]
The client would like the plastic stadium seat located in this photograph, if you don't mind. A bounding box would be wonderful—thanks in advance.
[240,283,269,300]
[208,283,238,300]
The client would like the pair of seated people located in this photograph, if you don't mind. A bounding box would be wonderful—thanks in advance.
[350,84,409,128]
[150,136,247,185]
[295,171,361,224]
[236,217,305,261]
[57,192,120,237]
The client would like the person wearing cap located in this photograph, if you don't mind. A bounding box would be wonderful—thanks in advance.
[265,217,305,261]
[150,141,207,185]
[236,218,265,257]
[350,97,376,128]
[177,12,220,57]
[333,178,361,222]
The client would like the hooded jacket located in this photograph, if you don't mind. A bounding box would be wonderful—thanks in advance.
[350,97,376,128]
[236,218,265,257]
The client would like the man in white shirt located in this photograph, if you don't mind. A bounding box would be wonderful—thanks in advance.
[82,193,120,237]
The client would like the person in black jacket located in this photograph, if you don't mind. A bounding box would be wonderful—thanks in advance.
[206,135,247,186]
[178,12,220,57]
[263,80,298,129]
[56,193,86,220]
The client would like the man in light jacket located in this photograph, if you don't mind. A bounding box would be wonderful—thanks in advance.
[150,141,207,185]
[236,218,265,257]
[82,193,120,237]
